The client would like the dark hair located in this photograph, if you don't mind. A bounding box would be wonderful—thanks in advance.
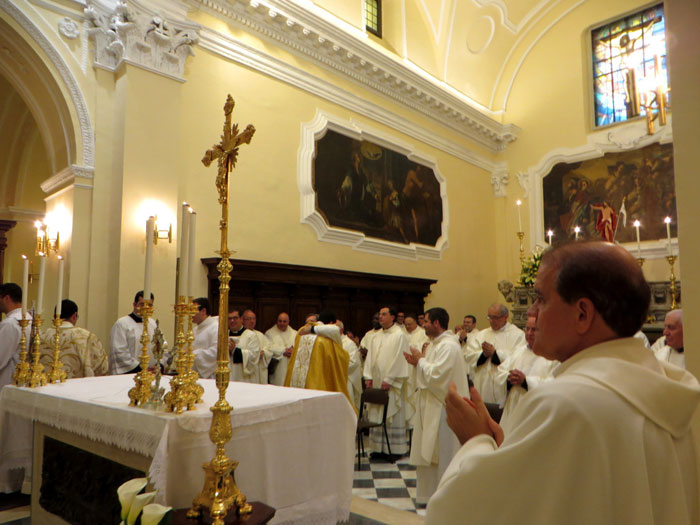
[194,297,210,314]
[134,290,155,303]
[306,313,319,322]
[541,242,650,337]
[381,306,397,318]
[425,307,449,329]
[319,310,337,324]
[229,308,241,317]
[464,315,477,324]
[404,313,417,321]
[0,283,22,303]
[58,299,78,320]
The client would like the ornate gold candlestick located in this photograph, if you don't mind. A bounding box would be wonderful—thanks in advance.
[12,316,31,386]
[28,314,47,388]
[165,296,193,414]
[666,254,679,309]
[517,231,525,263]
[143,320,167,410]
[47,316,67,383]
[184,298,204,405]
[188,95,255,524]
[128,304,155,406]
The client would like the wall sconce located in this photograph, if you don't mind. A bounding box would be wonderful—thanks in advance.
[153,216,172,244]
[34,220,59,255]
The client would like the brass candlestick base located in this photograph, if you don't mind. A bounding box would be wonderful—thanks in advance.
[517,231,525,263]
[47,316,67,384]
[165,296,197,414]
[128,304,155,406]
[189,95,255,524]
[28,314,47,388]
[184,299,204,405]
[666,254,679,309]
[13,317,31,386]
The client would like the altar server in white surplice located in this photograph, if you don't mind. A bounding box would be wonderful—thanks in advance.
[404,313,429,426]
[242,310,273,384]
[109,291,167,374]
[496,315,557,434]
[465,304,525,405]
[337,320,363,411]
[191,297,220,379]
[265,312,297,386]
[0,283,32,389]
[652,309,685,369]
[427,242,700,525]
[363,306,410,455]
[360,312,381,360]
[405,308,469,505]
[457,315,480,355]
[227,316,261,383]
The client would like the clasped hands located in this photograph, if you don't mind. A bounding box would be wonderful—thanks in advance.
[445,382,504,447]
[481,341,496,357]
[403,345,422,366]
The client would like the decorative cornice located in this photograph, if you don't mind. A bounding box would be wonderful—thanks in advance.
[490,167,509,197]
[299,110,449,260]
[192,0,519,152]
[84,0,200,82]
[515,171,529,198]
[41,164,94,194]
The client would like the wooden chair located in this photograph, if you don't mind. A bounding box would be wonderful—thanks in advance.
[356,388,392,469]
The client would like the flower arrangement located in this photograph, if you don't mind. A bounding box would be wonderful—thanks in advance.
[519,250,543,287]
[118,478,172,525]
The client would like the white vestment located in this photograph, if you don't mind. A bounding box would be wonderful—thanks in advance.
[495,345,558,434]
[634,330,650,348]
[228,329,261,383]
[109,315,166,374]
[360,328,380,353]
[409,330,469,504]
[363,323,410,454]
[405,326,430,426]
[265,325,298,386]
[192,316,220,379]
[427,338,700,525]
[459,327,480,355]
[341,334,363,411]
[252,329,274,384]
[465,323,526,404]
[652,344,685,369]
[650,335,666,352]
[0,308,31,389]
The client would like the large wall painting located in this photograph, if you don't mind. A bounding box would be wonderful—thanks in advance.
[542,142,676,244]
[313,129,443,246]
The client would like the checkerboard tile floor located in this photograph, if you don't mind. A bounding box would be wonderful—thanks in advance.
[353,454,427,517]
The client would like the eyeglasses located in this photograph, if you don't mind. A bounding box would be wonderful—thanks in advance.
[487,315,505,320]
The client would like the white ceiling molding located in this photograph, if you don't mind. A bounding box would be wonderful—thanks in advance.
[192,0,519,152]
[528,119,673,258]
[490,166,509,197]
[199,27,497,172]
[41,164,94,194]
[298,110,449,261]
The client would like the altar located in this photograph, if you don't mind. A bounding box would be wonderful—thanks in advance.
[0,375,356,524]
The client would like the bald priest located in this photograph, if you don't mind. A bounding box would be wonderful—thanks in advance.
[427,242,700,525]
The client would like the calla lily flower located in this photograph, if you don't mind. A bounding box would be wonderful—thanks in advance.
[141,503,173,525]
[117,478,148,521]
[127,491,156,525]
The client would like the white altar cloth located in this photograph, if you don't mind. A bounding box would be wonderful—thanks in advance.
[0,375,356,524]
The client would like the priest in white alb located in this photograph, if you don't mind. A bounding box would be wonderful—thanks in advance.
[404,307,468,505]
[265,312,297,385]
[191,297,220,379]
[404,313,429,427]
[363,306,410,456]
[465,304,525,405]
[242,309,274,384]
[337,320,363,411]
[652,309,684,368]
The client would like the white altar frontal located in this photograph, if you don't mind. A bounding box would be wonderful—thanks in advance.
[0,375,356,524]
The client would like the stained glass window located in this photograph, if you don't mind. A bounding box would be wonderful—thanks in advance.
[592,4,667,127]
[365,0,381,37]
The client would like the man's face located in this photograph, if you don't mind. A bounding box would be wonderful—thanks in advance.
[463,317,475,332]
[192,303,207,325]
[276,313,290,331]
[379,308,394,329]
[417,314,425,326]
[228,311,242,331]
[487,306,507,331]
[306,314,318,324]
[423,314,438,337]
[663,314,684,350]
[242,311,256,330]
[372,313,380,329]
[404,317,417,332]
[133,297,152,316]
[396,312,405,325]
[531,263,579,362]
[524,317,537,348]
[0,295,10,315]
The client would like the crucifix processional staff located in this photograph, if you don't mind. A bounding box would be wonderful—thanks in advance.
[188,95,255,524]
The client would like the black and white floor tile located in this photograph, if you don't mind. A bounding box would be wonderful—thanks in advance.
[352,454,426,517]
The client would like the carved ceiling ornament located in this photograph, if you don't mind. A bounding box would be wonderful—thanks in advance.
[490,169,509,198]
[58,17,80,40]
[84,0,200,82]
[515,171,530,198]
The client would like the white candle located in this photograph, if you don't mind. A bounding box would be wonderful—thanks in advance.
[36,254,46,315]
[144,216,155,302]
[516,200,523,232]
[187,210,196,298]
[547,230,553,246]
[574,226,580,241]
[633,220,641,258]
[178,203,190,297]
[664,217,672,255]
[21,255,29,317]
[56,256,64,318]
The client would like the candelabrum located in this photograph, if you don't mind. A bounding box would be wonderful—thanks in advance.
[165,297,197,413]
[28,314,47,388]
[47,316,67,383]
[12,316,31,386]
[185,299,204,405]
[128,304,155,406]
[143,320,167,410]
[666,255,679,309]
[189,94,254,524]
[517,231,525,263]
